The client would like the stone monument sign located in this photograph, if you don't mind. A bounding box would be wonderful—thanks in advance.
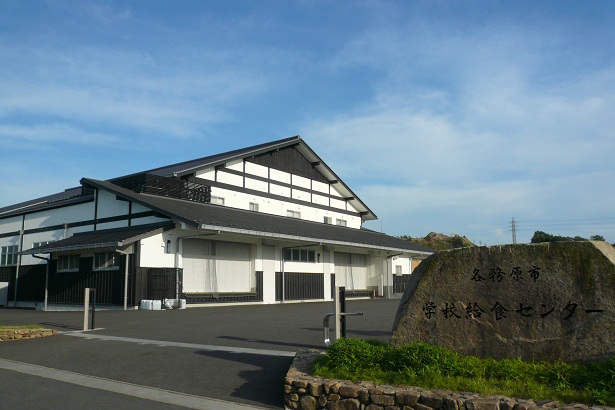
[391,241,615,362]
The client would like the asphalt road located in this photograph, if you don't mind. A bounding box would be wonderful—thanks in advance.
[0,299,401,409]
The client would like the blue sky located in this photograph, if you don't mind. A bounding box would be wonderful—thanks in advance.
[1,0,614,245]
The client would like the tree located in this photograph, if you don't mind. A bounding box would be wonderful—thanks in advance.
[531,231,607,244]
[449,235,465,248]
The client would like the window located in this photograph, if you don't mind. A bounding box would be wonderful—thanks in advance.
[283,249,316,262]
[0,245,18,266]
[57,254,79,272]
[395,265,403,275]
[336,219,347,227]
[94,252,119,271]
[324,216,332,224]
[287,210,301,219]
[249,202,259,212]
[210,196,225,205]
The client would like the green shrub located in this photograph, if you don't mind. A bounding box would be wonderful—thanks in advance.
[312,338,615,406]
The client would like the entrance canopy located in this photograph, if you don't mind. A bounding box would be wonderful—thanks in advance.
[20,222,175,255]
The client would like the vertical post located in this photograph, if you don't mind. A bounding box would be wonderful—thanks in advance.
[43,260,49,311]
[334,286,341,341]
[83,288,90,331]
[123,254,129,310]
[339,286,347,338]
[90,288,96,330]
[280,249,286,303]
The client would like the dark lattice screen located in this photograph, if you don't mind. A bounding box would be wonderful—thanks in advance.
[112,174,211,203]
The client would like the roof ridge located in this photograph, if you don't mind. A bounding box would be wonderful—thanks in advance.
[111,135,301,180]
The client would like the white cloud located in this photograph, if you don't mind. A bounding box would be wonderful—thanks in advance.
[302,14,615,244]
[0,122,120,145]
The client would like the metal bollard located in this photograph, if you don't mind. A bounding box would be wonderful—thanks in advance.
[323,312,364,348]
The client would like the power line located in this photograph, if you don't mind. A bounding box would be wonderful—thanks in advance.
[510,217,517,244]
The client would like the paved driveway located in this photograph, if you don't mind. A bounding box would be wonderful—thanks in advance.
[0,299,400,409]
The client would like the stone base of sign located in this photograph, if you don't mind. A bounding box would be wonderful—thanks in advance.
[284,350,613,410]
[392,241,615,362]
[0,328,58,341]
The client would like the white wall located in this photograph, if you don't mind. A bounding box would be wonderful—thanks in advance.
[193,160,363,229]
[97,190,129,219]
[139,232,175,268]
[24,202,95,231]
[208,186,361,229]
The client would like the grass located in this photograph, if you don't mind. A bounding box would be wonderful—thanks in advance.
[0,325,44,329]
[312,338,615,406]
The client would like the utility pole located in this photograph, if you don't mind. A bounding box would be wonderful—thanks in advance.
[510,217,517,244]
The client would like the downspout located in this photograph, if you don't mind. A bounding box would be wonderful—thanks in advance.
[32,254,51,311]
[13,216,25,308]
[115,249,131,310]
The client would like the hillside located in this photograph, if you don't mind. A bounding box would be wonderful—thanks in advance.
[404,232,475,250]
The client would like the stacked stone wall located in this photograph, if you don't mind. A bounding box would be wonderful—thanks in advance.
[0,328,58,341]
[285,350,613,410]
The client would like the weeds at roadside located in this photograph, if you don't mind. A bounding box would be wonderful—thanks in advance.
[312,338,615,406]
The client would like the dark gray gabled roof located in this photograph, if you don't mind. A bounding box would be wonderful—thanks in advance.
[0,187,94,219]
[111,135,377,221]
[20,222,174,254]
[1,136,378,222]
[118,136,302,178]
[82,178,433,255]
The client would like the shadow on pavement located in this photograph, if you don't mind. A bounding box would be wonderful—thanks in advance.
[217,335,323,350]
[39,322,83,331]
[301,327,392,340]
[196,350,294,409]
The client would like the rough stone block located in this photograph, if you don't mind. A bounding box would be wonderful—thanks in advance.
[392,242,615,362]
[308,382,322,397]
[339,385,363,398]
[414,403,435,410]
[300,395,317,410]
[420,393,443,409]
[535,400,559,408]
[371,394,395,406]
[329,398,360,410]
[442,397,459,410]
[466,399,499,410]
[293,380,309,389]
[397,391,419,406]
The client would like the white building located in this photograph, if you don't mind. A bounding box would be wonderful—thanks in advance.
[0,136,433,309]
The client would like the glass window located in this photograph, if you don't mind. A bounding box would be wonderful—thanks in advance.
[211,196,225,205]
[395,265,403,275]
[282,249,316,263]
[94,252,119,271]
[57,254,80,272]
[249,202,259,212]
[0,245,18,266]
[287,210,301,219]
[324,216,332,224]
[336,219,347,227]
